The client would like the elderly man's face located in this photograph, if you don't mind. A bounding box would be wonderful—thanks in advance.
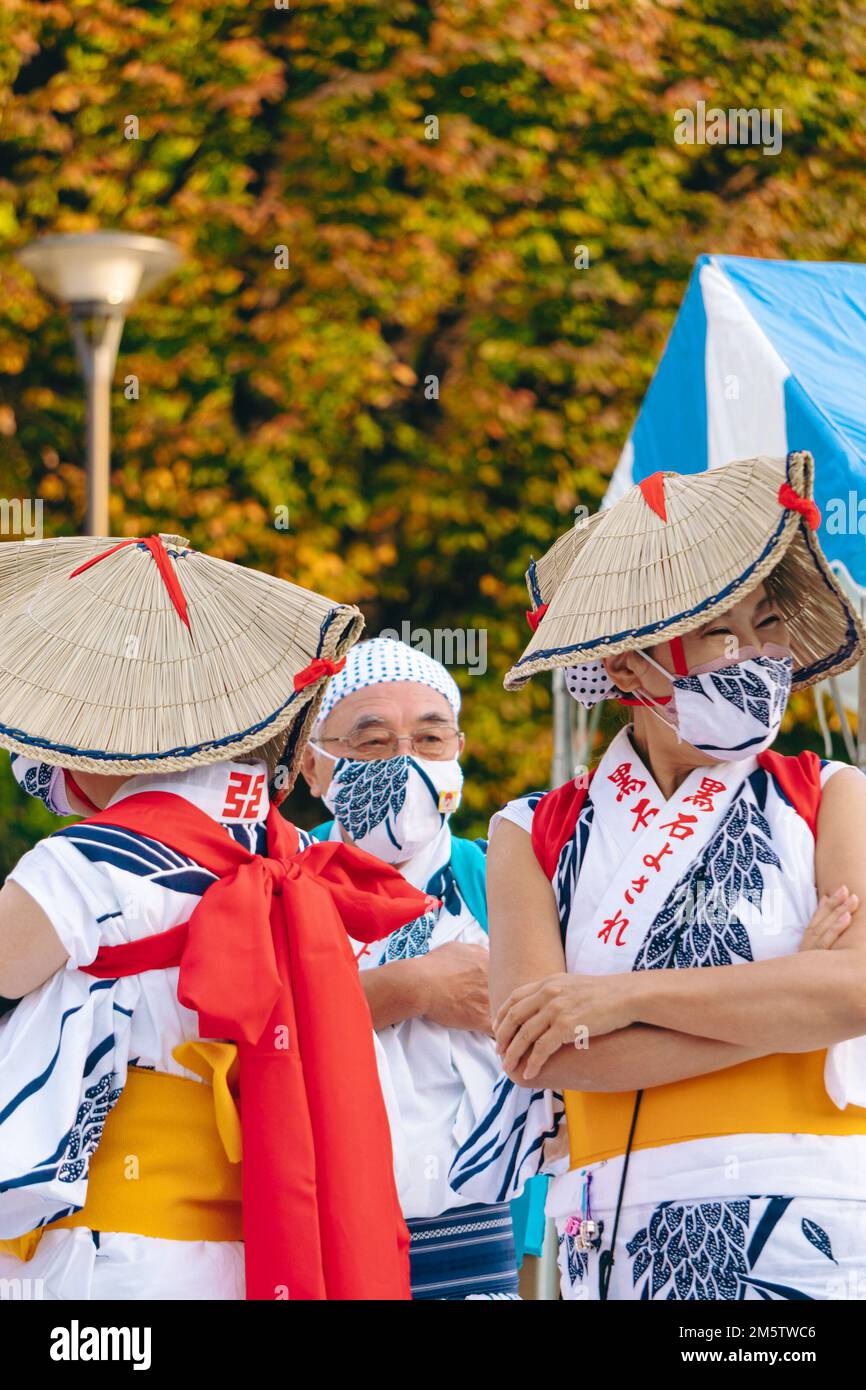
[302,681,463,799]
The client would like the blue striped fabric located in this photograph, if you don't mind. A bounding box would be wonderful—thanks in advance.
[54,819,268,889]
[407,1201,519,1300]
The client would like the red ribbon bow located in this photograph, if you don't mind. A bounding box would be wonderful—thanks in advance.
[778,482,821,531]
[70,536,191,630]
[293,655,347,692]
[80,791,430,1300]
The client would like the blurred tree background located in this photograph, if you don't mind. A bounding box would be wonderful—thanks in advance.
[0,0,865,868]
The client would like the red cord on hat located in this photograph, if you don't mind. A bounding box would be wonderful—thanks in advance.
[778,482,821,530]
[526,603,548,632]
[293,655,347,692]
[70,536,191,630]
[63,770,100,815]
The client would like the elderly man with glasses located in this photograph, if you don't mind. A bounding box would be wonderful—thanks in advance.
[302,636,541,1299]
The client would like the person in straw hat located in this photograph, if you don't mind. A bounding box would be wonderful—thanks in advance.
[0,532,436,1301]
[451,451,866,1300]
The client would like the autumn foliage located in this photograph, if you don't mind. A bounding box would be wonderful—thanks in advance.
[0,0,864,860]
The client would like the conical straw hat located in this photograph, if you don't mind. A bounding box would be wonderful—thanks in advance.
[508,451,864,696]
[0,532,364,791]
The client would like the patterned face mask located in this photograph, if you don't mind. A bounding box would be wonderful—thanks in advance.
[634,644,794,761]
[9,755,74,816]
[311,748,463,863]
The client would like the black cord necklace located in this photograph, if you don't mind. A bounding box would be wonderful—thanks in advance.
[598,1088,643,1299]
[596,875,704,1301]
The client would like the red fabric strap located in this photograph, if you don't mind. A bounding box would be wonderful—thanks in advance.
[63,771,100,815]
[77,790,432,1300]
[756,748,823,839]
[83,922,190,978]
[668,636,688,676]
[526,603,548,632]
[70,536,191,630]
[531,774,595,881]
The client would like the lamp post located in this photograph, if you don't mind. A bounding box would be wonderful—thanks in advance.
[17,232,182,535]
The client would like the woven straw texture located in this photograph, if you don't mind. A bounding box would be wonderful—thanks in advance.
[507,452,864,690]
[0,533,364,783]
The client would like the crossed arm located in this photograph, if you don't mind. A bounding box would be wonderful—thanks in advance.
[489,767,866,1093]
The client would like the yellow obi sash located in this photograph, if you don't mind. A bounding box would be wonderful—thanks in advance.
[566,1048,866,1170]
[0,1043,243,1263]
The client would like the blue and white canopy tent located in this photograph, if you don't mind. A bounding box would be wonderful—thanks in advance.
[596,253,866,766]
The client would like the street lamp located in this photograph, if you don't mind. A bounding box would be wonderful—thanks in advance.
[17,231,182,535]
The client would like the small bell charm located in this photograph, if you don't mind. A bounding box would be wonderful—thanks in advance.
[577,1217,597,1249]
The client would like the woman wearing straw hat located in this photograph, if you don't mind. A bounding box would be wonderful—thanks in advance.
[0,533,433,1301]
[452,452,866,1300]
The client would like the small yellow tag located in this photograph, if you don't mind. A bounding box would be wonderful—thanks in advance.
[438,790,460,814]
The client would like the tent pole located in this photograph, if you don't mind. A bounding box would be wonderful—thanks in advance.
[859,601,866,773]
[528,668,573,1301]
[551,668,572,787]
[827,678,857,764]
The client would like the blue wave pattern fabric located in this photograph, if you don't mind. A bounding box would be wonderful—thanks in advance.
[561,1196,851,1301]
[632,792,779,972]
[332,756,410,844]
[9,753,71,815]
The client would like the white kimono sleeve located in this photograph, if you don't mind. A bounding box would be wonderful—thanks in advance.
[0,839,137,1237]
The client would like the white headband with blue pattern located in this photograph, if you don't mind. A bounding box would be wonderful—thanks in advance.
[315,636,461,727]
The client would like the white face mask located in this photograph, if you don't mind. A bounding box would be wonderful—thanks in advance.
[633,644,794,762]
[9,756,74,816]
[311,747,463,863]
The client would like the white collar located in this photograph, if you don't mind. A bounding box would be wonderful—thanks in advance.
[108,760,270,826]
[604,724,757,802]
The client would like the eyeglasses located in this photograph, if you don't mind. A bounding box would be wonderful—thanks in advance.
[319,726,462,761]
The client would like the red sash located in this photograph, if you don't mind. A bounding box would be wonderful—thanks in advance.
[79,791,435,1301]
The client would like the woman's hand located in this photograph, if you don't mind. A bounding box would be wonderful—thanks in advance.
[493,972,636,1084]
[799,886,859,952]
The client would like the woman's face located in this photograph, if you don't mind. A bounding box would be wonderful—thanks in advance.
[667,582,790,676]
[604,582,791,699]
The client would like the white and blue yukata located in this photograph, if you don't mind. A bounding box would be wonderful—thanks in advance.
[452,726,866,1300]
[0,759,301,1300]
[316,816,521,1299]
